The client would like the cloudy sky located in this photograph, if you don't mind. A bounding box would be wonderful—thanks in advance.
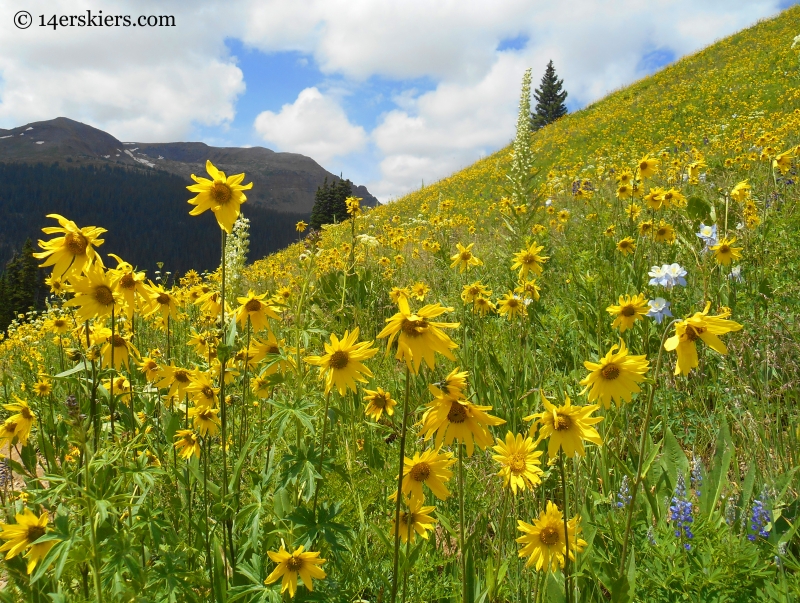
[0,0,796,201]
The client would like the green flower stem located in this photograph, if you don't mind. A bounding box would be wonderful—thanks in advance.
[459,443,467,603]
[312,391,331,520]
[559,451,571,603]
[390,366,411,603]
[618,318,677,577]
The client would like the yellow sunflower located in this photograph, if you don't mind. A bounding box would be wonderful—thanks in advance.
[637,155,659,179]
[377,297,459,375]
[186,371,219,408]
[517,501,586,572]
[391,498,437,544]
[616,237,636,256]
[264,545,326,598]
[419,392,505,457]
[606,293,649,333]
[664,302,743,376]
[492,432,544,495]
[174,429,201,460]
[461,281,492,304]
[143,282,179,323]
[235,291,281,333]
[402,448,456,502]
[33,214,106,280]
[511,242,549,279]
[450,242,483,273]
[304,328,378,396]
[498,293,527,321]
[580,339,650,409]
[155,363,194,400]
[3,397,36,446]
[0,508,60,575]
[363,387,397,421]
[710,237,742,266]
[525,392,603,459]
[64,265,120,322]
[473,296,496,317]
[187,160,254,234]
[188,405,220,437]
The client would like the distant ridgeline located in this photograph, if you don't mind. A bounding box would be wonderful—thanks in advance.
[0,162,308,275]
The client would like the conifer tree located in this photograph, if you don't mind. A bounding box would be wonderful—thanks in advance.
[309,177,354,230]
[530,60,568,131]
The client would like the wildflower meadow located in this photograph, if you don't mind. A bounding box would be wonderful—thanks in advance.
[0,6,799,603]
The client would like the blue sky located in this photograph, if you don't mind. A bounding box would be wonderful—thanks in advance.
[0,0,795,201]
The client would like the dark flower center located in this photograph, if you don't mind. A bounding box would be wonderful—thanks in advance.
[286,556,303,571]
[410,462,431,482]
[266,345,279,355]
[245,299,262,312]
[201,386,214,400]
[212,182,232,205]
[95,285,114,306]
[601,364,620,380]
[539,526,560,545]
[509,452,526,474]
[554,414,572,431]
[65,232,88,255]
[372,394,388,409]
[401,318,427,337]
[174,370,190,383]
[329,350,349,370]
[621,305,636,317]
[27,525,46,543]
[447,401,467,424]
[112,335,126,348]
[156,293,170,305]
[119,273,135,290]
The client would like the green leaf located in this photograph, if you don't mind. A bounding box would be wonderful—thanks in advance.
[212,535,228,603]
[686,196,711,220]
[545,571,566,603]
[20,441,37,474]
[703,417,732,515]
[660,428,689,490]
[53,363,86,378]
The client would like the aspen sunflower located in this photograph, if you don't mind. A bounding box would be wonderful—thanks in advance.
[304,328,378,396]
[643,187,665,210]
[492,432,544,495]
[295,221,308,233]
[377,297,459,374]
[637,155,659,178]
[0,508,59,575]
[517,501,586,572]
[654,220,676,243]
[32,378,52,398]
[461,281,491,304]
[450,242,483,273]
[402,448,456,502]
[710,237,742,266]
[250,332,294,376]
[144,282,179,323]
[473,296,495,317]
[419,392,505,456]
[616,237,636,256]
[3,397,36,446]
[345,196,362,216]
[498,293,526,321]
[188,405,220,437]
[664,303,743,376]
[186,371,219,408]
[102,375,132,403]
[97,329,136,370]
[514,279,541,302]
[155,363,194,400]
[174,429,201,460]
[64,265,119,322]
[187,160,253,234]
[661,189,686,208]
[45,315,70,335]
[410,282,430,301]
[33,214,106,280]
[108,256,147,319]
[525,392,602,459]
[428,367,469,399]
[363,387,397,421]
[580,339,650,409]
[511,242,548,278]
[138,357,160,383]
[391,498,437,544]
[606,293,649,333]
[235,290,281,333]
[264,545,326,598]
[389,287,411,305]
[730,180,750,202]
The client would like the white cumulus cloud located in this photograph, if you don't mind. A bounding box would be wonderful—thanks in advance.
[253,87,367,164]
